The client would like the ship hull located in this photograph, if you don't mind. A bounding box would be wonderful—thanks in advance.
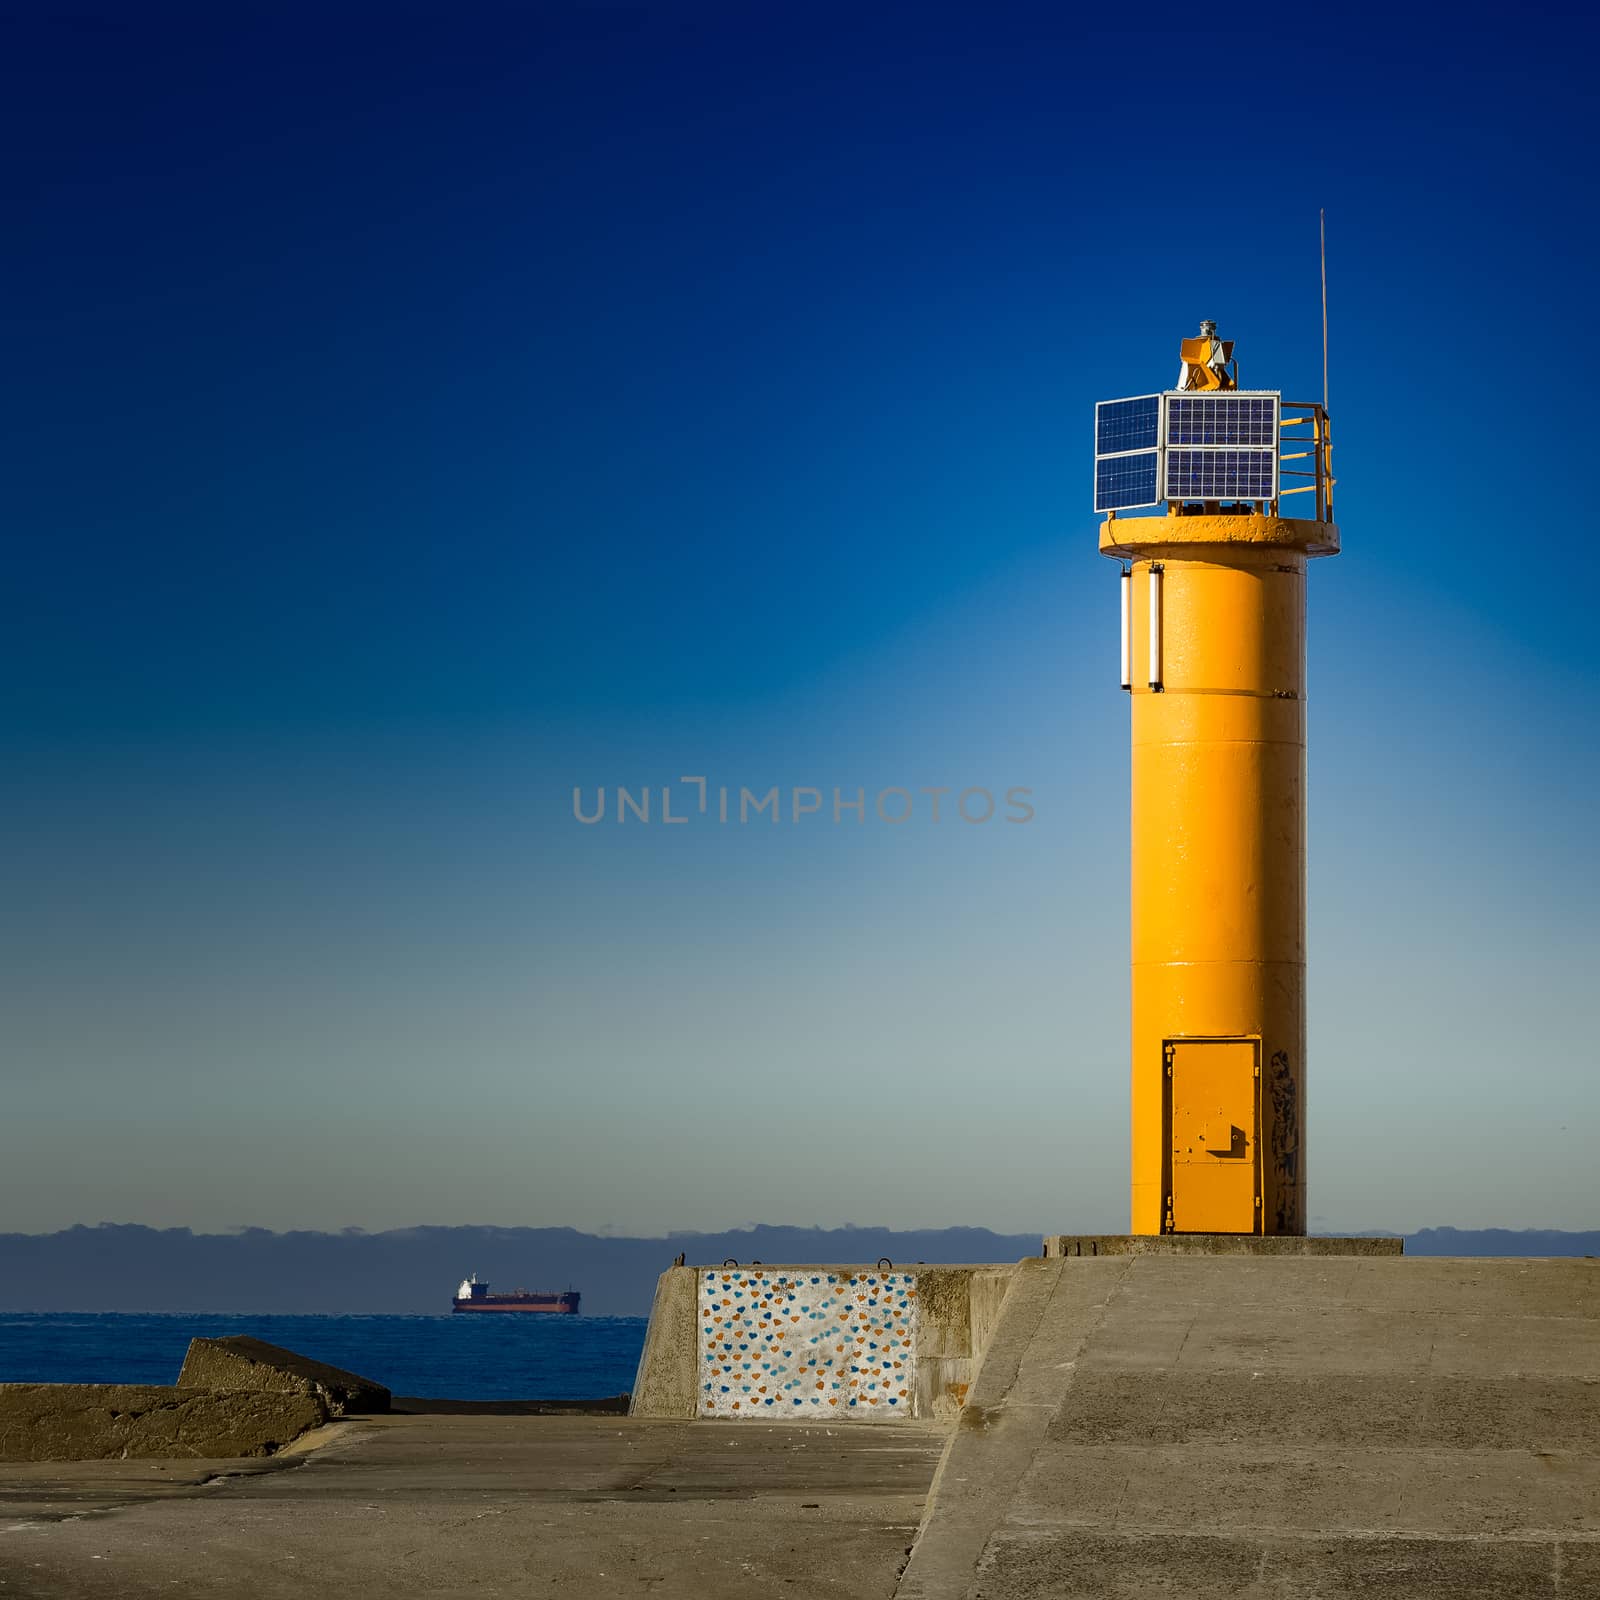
[451,1297,579,1315]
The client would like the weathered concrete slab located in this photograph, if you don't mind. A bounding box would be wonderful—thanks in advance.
[0,1413,944,1598]
[1008,1441,1600,1538]
[897,1256,1599,1599]
[0,1383,328,1463]
[975,1527,1567,1597]
[0,1447,324,1522]
[0,1339,386,1461]
[179,1335,389,1415]
[1044,1233,1404,1256]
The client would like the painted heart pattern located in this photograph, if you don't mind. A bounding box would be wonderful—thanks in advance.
[698,1269,917,1420]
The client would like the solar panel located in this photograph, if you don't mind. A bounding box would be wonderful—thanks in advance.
[1163,448,1277,501]
[1161,392,1279,502]
[1092,390,1281,513]
[1094,394,1161,512]
[1096,395,1160,456]
[1166,394,1277,447]
[1096,452,1159,512]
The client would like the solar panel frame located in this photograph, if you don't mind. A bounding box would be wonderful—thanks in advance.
[1159,390,1280,503]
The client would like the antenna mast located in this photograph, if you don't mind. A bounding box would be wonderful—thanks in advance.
[1320,209,1329,414]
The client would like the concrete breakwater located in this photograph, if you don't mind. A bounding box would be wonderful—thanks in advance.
[4,1247,1595,1597]
[0,1336,388,1461]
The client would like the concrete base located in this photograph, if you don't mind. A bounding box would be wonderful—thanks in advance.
[898,1254,1599,1599]
[1044,1233,1403,1257]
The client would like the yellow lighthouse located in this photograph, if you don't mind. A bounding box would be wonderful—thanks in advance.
[1095,326,1337,1236]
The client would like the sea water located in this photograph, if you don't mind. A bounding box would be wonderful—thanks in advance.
[0,1312,648,1400]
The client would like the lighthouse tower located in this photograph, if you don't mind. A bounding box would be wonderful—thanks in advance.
[1096,325,1337,1236]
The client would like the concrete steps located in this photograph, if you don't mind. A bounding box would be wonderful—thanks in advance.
[897,1254,1599,1598]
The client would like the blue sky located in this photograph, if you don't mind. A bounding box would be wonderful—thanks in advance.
[2,2,1594,1235]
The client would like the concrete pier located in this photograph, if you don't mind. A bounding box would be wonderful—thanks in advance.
[2,1252,1594,1596]
[0,1411,943,1598]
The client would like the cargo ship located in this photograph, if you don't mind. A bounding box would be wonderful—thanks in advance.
[452,1273,580,1314]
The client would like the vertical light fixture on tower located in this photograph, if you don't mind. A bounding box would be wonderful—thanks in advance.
[1096,322,1338,1236]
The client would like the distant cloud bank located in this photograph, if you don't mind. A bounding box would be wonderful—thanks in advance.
[0,1223,1592,1317]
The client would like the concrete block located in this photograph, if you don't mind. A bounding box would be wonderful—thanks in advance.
[913,1268,974,1357]
[178,1335,389,1415]
[968,1267,1016,1362]
[915,1267,1018,1419]
[1043,1233,1404,1257]
[0,1383,328,1462]
[629,1265,699,1419]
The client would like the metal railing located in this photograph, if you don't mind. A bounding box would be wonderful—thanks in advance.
[1277,402,1334,523]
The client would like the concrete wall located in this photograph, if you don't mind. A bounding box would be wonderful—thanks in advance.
[631,1262,1021,1422]
[912,1266,1015,1419]
[0,1383,328,1462]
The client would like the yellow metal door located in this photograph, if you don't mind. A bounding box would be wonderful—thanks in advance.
[1165,1039,1260,1234]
